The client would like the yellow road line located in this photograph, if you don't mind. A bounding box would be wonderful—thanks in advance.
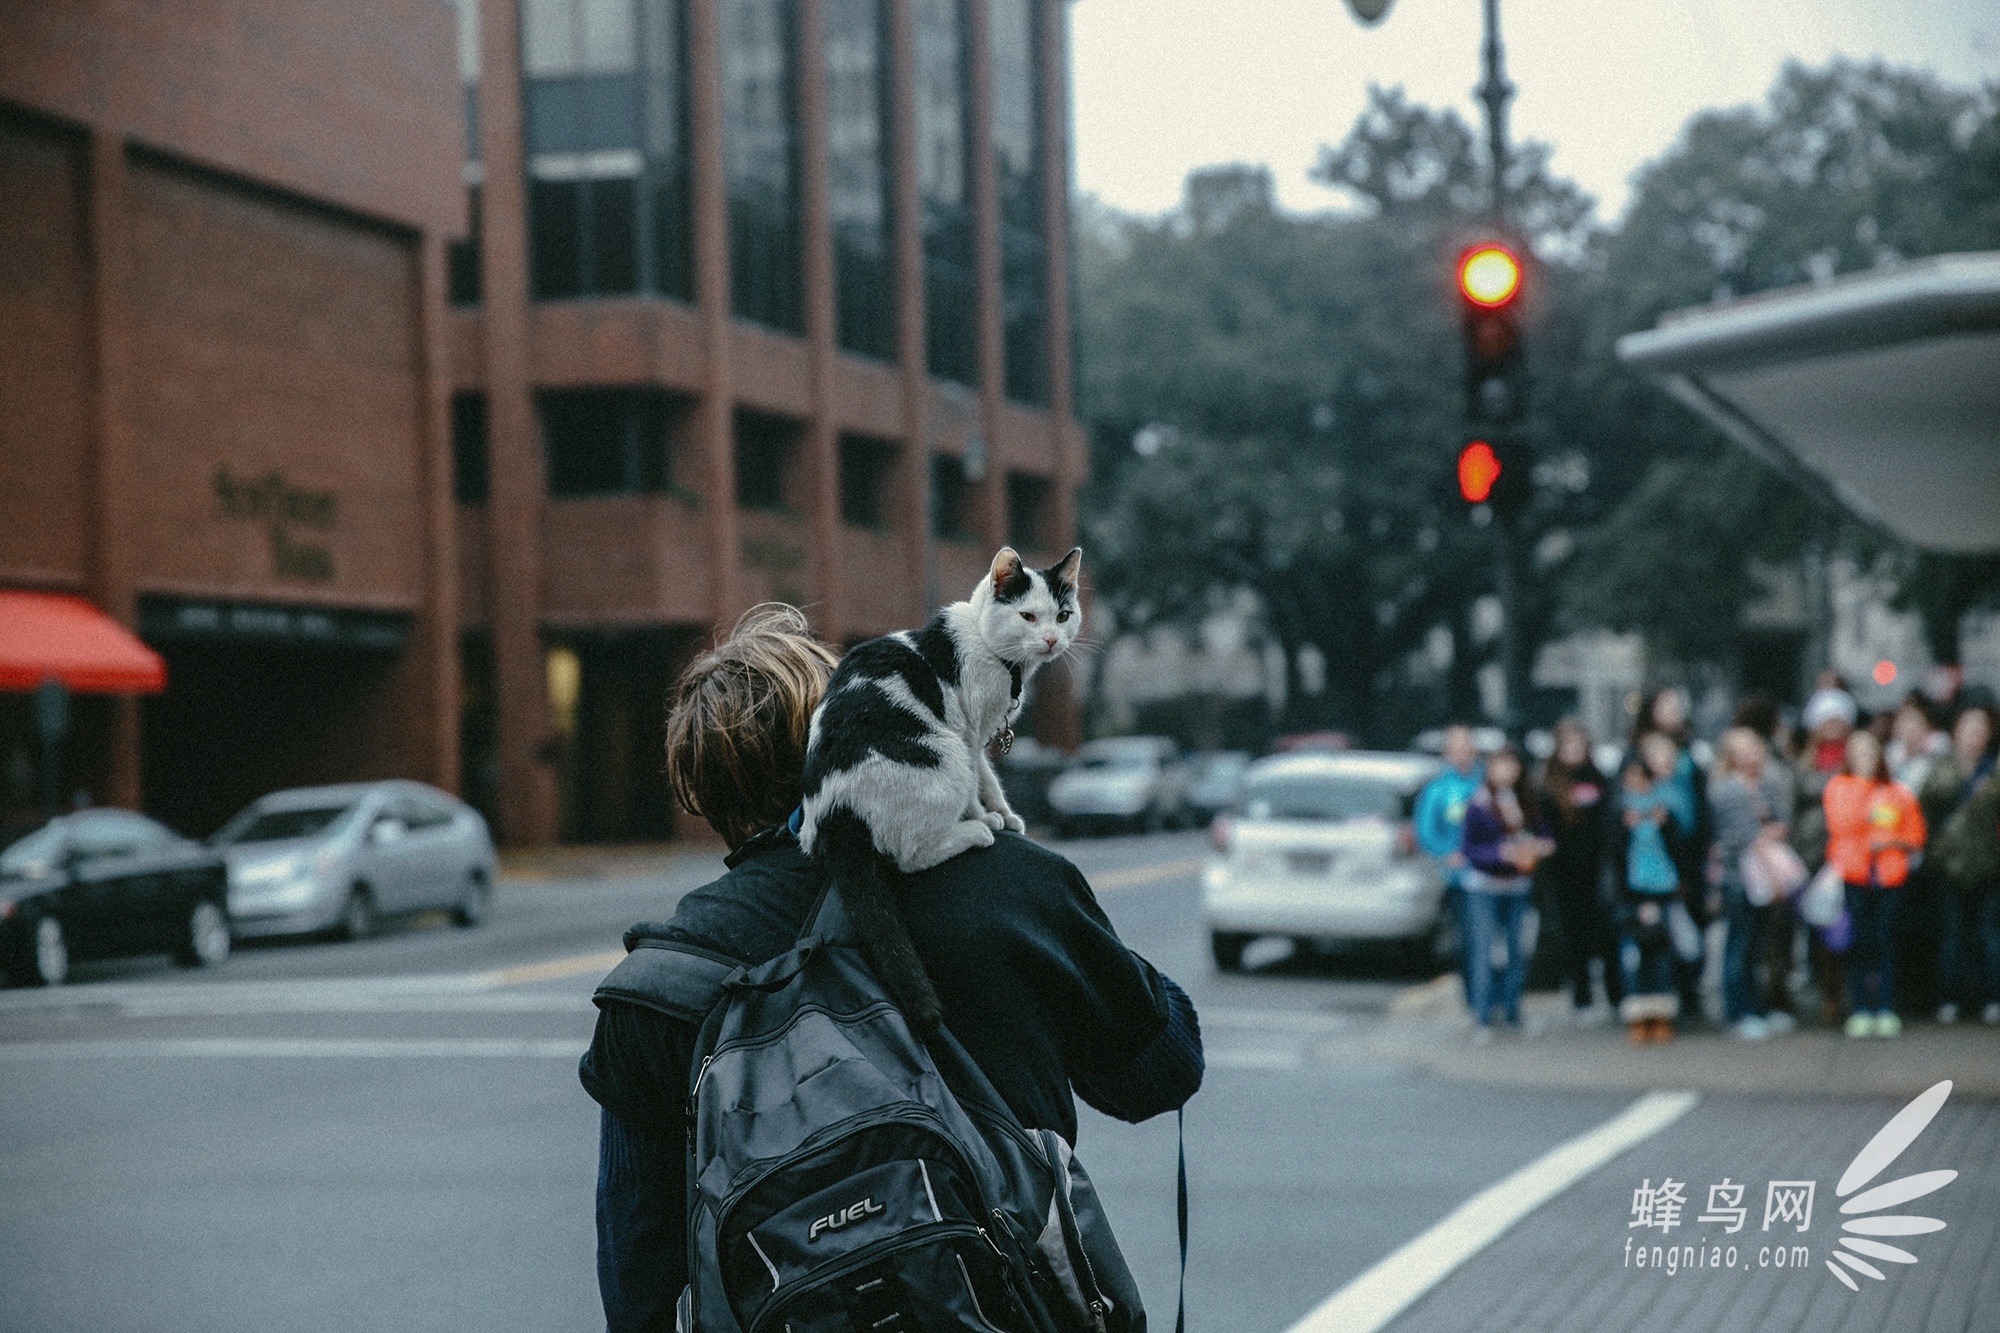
[1089,857,1206,892]
[484,949,627,988]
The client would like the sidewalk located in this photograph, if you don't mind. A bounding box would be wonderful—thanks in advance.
[1349,976,2000,1102]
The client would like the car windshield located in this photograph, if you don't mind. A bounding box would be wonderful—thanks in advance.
[0,824,61,879]
[1240,775,1402,823]
[214,806,354,845]
[1077,741,1160,771]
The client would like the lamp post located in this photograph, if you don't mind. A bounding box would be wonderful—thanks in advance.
[1347,0,1529,732]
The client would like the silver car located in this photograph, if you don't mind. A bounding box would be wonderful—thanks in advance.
[1202,752,1446,971]
[1047,736,1194,835]
[212,781,498,941]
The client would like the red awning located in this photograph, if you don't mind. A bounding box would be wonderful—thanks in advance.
[0,590,167,694]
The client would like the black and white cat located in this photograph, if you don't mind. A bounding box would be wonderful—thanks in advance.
[799,546,1083,1028]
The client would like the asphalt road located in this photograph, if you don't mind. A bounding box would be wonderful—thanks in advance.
[3,831,1982,1332]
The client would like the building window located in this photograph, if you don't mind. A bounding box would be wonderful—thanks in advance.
[522,0,693,301]
[825,0,895,360]
[540,387,681,497]
[723,0,803,332]
[838,433,897,527]
[930,453,972,540]
[990,0,1047,404]
[453,392,490,503]
[451,2,486,306]
[735,409,801,511]
[1005,470,1050,551]
[915,0,976,386]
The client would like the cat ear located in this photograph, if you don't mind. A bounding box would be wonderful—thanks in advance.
[989,547,1026,599]
[1048,547,1082,594]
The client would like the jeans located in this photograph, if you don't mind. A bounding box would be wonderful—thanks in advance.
[1619,897,1691,1007]
[1721,890,1771,1023]
[1938,882,2000,1007]
[1464,888,1531,1026]
[1846,887,1902,1015]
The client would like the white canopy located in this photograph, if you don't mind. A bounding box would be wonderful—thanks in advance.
[1616,252,2000,555]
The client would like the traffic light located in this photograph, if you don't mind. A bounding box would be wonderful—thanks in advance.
[1457,440,1501,504]
[1456,243,1528,514]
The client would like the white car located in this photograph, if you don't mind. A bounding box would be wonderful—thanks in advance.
[211,781,498,941]
[1047,736,1194,835]
[1202,752,1447,971]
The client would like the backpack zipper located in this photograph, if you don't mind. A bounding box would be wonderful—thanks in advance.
[742,1221,984,1333]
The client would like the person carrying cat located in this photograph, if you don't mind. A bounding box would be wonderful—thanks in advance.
[579,597,1203,1333]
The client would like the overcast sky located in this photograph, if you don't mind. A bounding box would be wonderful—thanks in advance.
[1070,0,2000,225]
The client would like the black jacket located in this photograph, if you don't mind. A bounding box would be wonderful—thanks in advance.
[579,829,1203,1332]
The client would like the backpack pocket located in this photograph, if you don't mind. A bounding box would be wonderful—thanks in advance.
[721,1116,1033,1332]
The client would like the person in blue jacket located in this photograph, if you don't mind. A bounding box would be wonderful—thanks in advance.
[1416,725,1485,1003]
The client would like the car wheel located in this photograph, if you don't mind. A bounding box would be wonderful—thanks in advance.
[451,872,491,928]
[18,914,70,987]
[340,886,377,942]
[1211,930,1251,973]
[174,899,232,968]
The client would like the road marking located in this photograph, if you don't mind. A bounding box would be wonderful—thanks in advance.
[1201,1007,1353,1035]
[1089,858,1205,892]
[1207,1048,1307,1070]
[482,949,627,987]
[1283,1089,1700,1333]
[0,1038,584,1060]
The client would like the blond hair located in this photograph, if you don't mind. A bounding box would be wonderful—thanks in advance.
[666,604,838,848]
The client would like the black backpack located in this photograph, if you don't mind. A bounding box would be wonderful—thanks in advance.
[595,882,1172,1333]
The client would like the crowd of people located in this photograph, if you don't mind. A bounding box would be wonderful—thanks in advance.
[1415,677,2000,1045]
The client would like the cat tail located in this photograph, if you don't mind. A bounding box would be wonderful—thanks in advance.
[813,809,944,1032]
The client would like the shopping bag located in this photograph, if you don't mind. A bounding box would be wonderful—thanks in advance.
[1798,861,1845,928]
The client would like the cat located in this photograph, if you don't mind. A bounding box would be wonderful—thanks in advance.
[798,545,1083,1028]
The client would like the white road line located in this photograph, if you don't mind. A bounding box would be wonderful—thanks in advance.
[1283,1089,1700,1333]
[1206,1049,1307,1071]
[0,1038,585,1060]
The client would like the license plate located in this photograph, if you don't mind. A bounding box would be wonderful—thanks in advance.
[1285,850,1335,876]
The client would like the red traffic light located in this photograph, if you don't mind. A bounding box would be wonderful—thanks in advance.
[1458,244,1522,308]
[1458,440,1501,504]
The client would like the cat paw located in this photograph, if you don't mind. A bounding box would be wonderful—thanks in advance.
[980,810,1007,830]
[1000,813,1027,833]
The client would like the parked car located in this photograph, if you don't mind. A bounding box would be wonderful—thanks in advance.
[1186,750,1253,824]
[211,781,497,941]
[992,735,1068,830]
[0,809,232,986]
[1047,736,1194,836]
[1202,751,1446,971]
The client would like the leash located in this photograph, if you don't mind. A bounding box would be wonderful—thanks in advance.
[1175,1106,1188,1333]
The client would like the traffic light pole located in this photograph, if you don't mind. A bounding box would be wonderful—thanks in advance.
[1475,0,1528,735]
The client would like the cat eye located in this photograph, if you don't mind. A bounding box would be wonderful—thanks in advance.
[1020,612,1038,623]
[1056,611,1070,623]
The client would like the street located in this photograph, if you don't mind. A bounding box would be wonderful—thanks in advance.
[2,832,1995,1333]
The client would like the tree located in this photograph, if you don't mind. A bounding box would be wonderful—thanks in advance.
[1560,60,2000,667]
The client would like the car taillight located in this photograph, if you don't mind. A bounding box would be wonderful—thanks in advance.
[1209,816,1233,854]
[1395,823,1418,858]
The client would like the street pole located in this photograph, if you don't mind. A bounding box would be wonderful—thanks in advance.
[1474,0,1527,735]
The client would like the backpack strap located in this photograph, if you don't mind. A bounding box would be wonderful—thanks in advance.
[593,938,742,1024]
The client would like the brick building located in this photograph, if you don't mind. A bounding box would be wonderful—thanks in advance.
[0,0,1082,845]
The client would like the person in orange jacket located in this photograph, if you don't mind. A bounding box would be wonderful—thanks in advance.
[1824,729,1927,1037]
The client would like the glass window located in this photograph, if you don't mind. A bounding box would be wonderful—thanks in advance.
[838,433,897,527]
[69,811,174,856]
[990,0,1046,403]
[453,393,490,504]
[915,0,976,385]
[1005,470,1049,551]
[824,0,895,359]
[1239,775,1402,823]
[930,452,971,540]
[522,0,692,301]
[451,2,485,305]
[723,0,803,332]
[215,806,355,845]
[540,388,682,497]
[735,410,801,511]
